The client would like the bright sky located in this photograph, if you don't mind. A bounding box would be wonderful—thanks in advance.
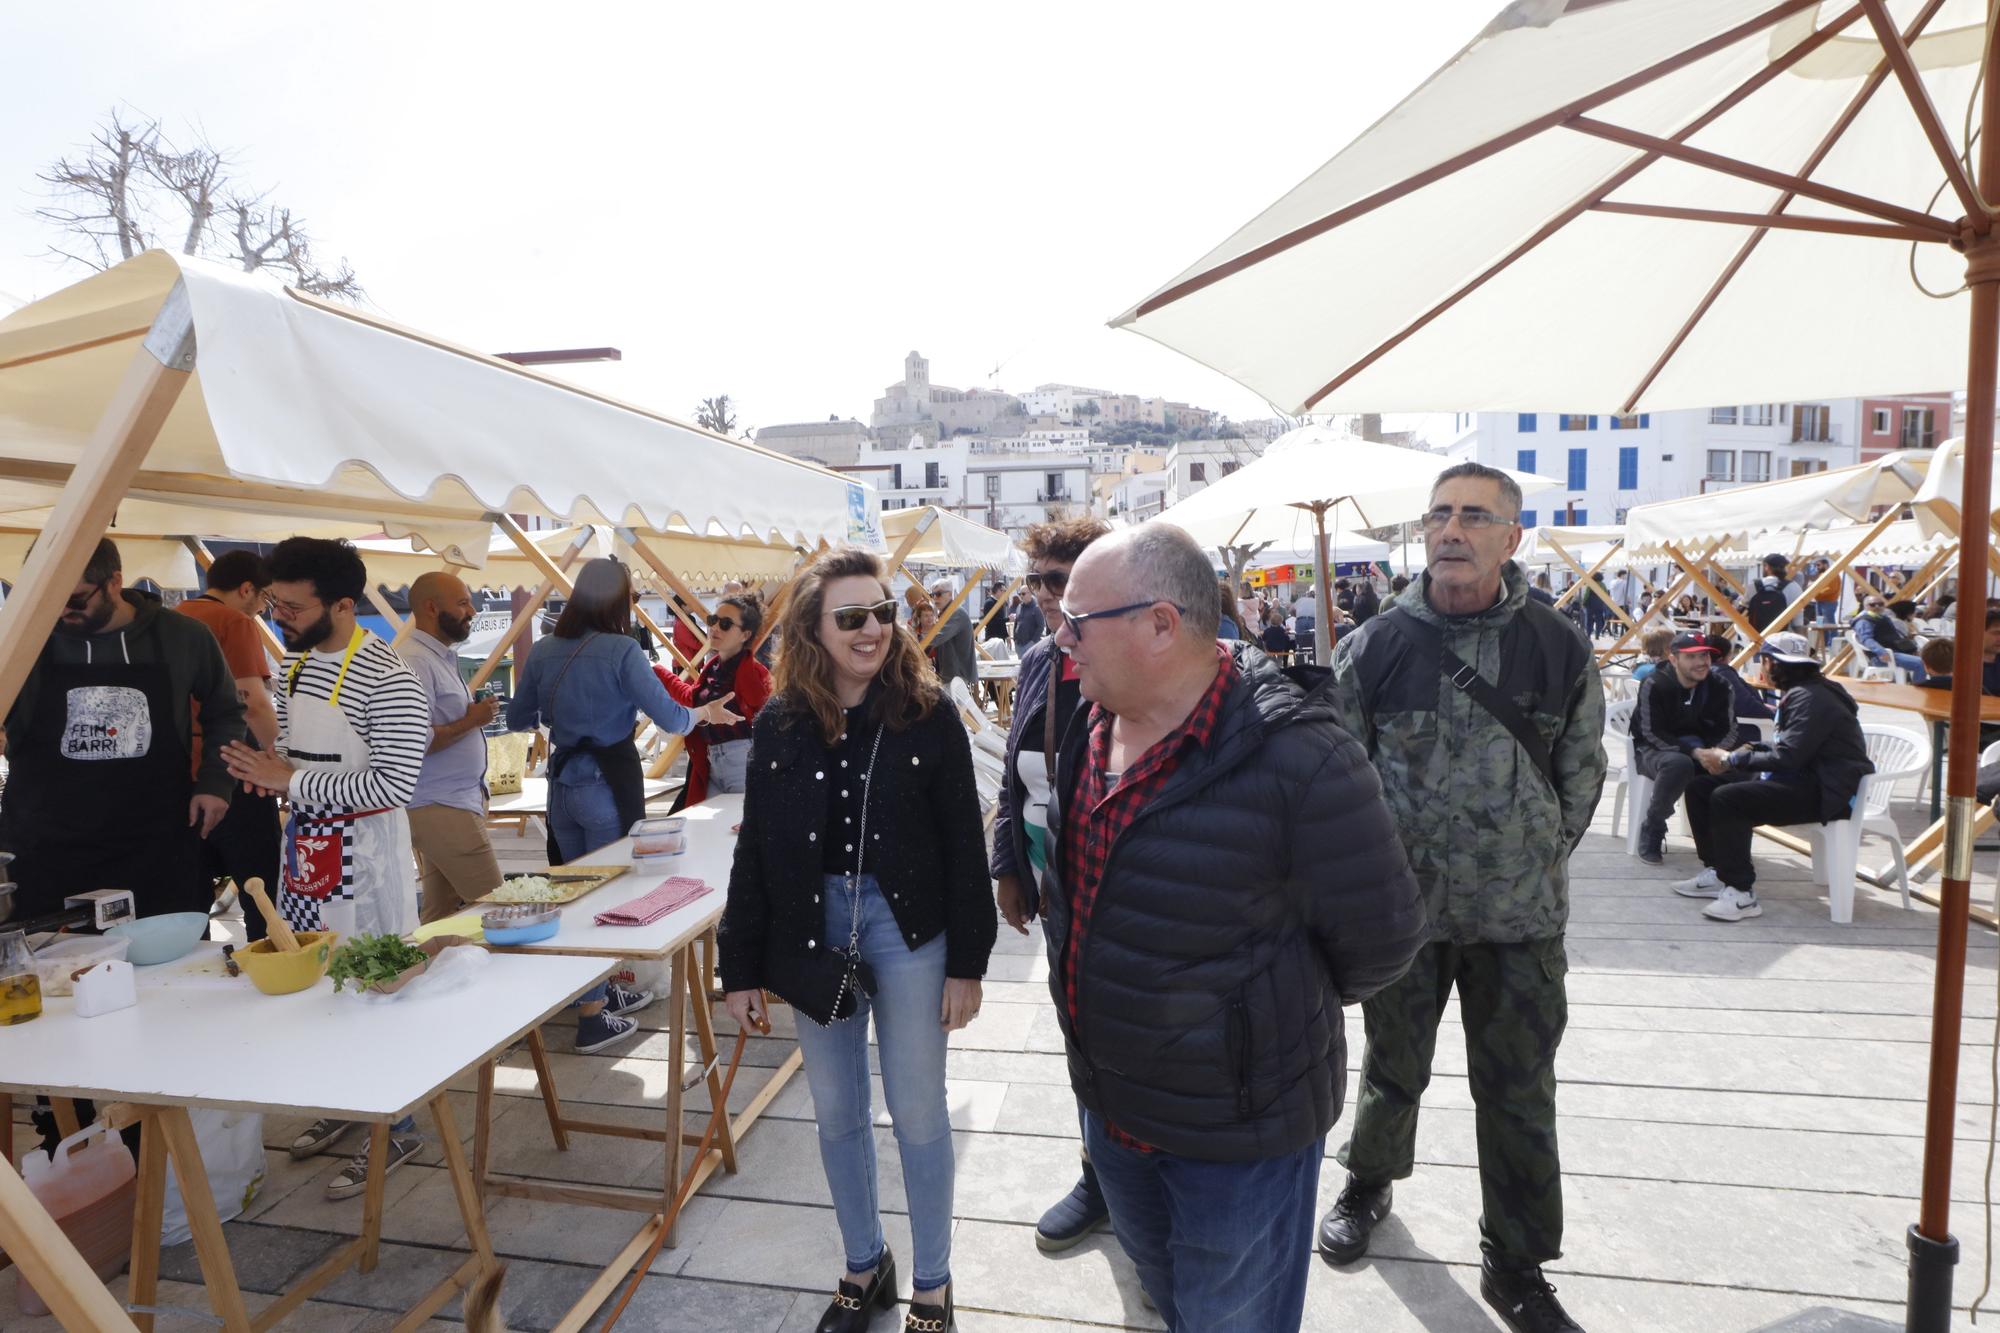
[0,1,1499,433]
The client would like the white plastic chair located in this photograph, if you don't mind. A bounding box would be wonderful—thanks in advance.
[1603,699,1634,841]
[1618,712,1761,856]
[1845,630,1908,683]
[1787,724,1930,923]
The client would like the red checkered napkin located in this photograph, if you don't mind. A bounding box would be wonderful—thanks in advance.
[594,876,712,927]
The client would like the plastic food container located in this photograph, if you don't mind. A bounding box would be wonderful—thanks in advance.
[105,912,209,966]
[235,932,337,995]
[28,935,131,997]
[481,905,561,946]
[16,1123,136,1315]
[630,816,687,867]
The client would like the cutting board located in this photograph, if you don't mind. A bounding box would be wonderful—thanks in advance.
[476,867,627,906]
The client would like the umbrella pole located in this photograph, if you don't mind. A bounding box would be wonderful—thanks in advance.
[1314,506,1333,663]
[1910,40,2000,1321]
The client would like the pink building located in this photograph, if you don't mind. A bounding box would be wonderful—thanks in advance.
[1858,392,1952,461]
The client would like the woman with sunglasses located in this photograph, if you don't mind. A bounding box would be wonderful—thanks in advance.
[720,548,993,1333]
[653,591,772,804]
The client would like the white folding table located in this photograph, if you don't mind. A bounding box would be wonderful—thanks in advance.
[0,944,612,1332]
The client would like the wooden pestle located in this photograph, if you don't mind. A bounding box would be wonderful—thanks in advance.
[239,878,300,953]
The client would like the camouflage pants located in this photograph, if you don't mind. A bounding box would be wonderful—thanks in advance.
[1337,937,1568,1264]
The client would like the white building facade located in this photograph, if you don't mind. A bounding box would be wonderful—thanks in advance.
[1433,403,1864,528]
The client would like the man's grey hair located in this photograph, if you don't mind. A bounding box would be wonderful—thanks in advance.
[928,578,954,595]
[1124,524,1221,640]
[1428,461,1523,521]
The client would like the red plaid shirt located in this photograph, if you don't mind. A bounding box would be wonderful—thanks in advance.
[1059,646,1236,1150]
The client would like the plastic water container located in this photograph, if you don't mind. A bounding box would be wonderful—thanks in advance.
[16,1123,137,1316]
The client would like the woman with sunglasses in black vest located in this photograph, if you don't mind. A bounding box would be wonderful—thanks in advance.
[721,547,995,1333]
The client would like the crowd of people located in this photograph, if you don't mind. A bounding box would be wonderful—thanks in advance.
[12,471,1999,1332]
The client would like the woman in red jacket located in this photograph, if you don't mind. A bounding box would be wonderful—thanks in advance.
[655,591,772,803]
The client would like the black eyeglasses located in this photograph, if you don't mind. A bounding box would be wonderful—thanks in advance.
[706,613,739,632]
[63,580,104,613]
[828,600,897,632]
[1419,507,1516,533]
[1057,598,1184,637]
[1023,569,1069,594]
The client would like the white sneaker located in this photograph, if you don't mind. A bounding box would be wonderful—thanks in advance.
[1703,887,1762,922]
[1670,867,1723,898]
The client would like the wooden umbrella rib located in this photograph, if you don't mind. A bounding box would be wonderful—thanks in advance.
[1589,200,1945,242]
[1294,2,1870,411]
[1620,0,1949,411]
[1858,0,1988,226]
[1566,116,1958,236]
[1130,0,1822,320]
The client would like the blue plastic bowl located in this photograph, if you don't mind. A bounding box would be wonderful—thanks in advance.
[105,911,210,966]
[483,918,560,946]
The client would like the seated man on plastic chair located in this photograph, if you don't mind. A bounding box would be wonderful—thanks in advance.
[1853,593,1926,682]
[1632,632,1737,866]
[1672,635,1874,922]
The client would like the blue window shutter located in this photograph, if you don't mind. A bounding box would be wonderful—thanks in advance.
[1619,446,1638,490]
[1575,509,1588,525]
[1568,448,1587,490]
[1608,415,1620,431]
[1551,511,1565,526]
[1518,412,1536,432]
[1520,509,1537,528]
[1518,449,1535,474]
[1588,415,1599,431]
[1640,414,1651,428]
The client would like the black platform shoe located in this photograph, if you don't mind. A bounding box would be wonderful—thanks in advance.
[814,1248,897,1333]
[903,1284,954,1332]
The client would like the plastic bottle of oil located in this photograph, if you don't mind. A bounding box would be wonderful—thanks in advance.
[0,929,41,1024]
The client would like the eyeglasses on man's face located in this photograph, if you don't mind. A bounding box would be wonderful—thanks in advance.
[1056,598,1185,638]
[1023,569,1070,594]
[63,580,105,613]
[270,597,323,621]
[1420,507,1517,534]
[827,600,897,632]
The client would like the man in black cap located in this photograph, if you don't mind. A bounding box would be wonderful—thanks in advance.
[1631,632,1737,865]
[1671,634,1873,922]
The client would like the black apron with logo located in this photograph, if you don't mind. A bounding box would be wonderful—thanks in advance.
[2,653,207,921]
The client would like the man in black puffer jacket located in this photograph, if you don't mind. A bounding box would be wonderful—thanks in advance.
[1039,523,1425,1332]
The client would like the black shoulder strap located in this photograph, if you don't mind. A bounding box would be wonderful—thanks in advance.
[1380,606,1555,785]
[1042,648,1060,788]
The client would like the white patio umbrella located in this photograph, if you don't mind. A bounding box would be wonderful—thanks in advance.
[1155,424,1555,657]
[1116,3,2000,1321]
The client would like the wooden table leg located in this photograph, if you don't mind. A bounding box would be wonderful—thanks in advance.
[50,1097,81,1140]
[359,1123,389,1273]
[474,1059,496,1193]
[156,1105,253,1333]
[393,1093,495,1333]
[526,1027,570,1151]
[127,1109,166,1333]
[663,943,688,1248]
[683,956,737,1174]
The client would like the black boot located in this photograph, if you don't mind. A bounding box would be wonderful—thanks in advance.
[1637,820,1665,865]
[1035,1158,1109,1253]
[814,1248,896,1333]
[903,1284,953,1332]
[1480,1255,1583,1333]
[1316,1176,1392,1265]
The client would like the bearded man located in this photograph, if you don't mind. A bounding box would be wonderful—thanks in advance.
[0,536,246,921]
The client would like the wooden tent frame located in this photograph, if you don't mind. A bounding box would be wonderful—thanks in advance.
[1124,3,2000,1319]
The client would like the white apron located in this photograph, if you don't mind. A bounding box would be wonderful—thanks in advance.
[277,630,418,938]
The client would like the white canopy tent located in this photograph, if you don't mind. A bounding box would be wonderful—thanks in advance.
[1153,424,1557,656]
[1623,450,1936,556]
[878,504,1024,651]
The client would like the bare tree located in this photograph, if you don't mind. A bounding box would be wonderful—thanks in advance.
[35,108,362,299]
[696,394,738,435]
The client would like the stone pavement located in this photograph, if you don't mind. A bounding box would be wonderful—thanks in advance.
[8,702,2000,1330]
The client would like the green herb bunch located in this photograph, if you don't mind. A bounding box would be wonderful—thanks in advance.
[326,934,427,992]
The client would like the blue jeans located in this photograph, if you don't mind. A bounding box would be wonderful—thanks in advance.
[548,772,624,862]
[1084,1111,1323,1333]
[1870,649,1928,683]
[792,874,954,1290]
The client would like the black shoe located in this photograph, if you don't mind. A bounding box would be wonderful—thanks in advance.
[1316,1176,1392,1265]
[1637,842,1664,866]
[1034,1163,1109,1253]
[814,1248,897,1333]
[1480,1255,1583,1332]
[904,1285,953,1332]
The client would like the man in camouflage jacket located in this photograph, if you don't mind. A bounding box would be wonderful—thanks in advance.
[1317,462,1606,1333]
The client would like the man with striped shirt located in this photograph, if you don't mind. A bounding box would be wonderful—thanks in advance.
[220,536,431,1198]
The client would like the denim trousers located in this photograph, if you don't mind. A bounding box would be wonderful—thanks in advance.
[792,873,955,1289]
[548,772,625,863]
[1083,1111,1323,1332]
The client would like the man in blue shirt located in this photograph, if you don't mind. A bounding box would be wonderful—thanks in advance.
[398,572,504,923]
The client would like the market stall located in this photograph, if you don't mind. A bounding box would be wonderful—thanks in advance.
[879,504,1023,655]
[0,249,863,1323]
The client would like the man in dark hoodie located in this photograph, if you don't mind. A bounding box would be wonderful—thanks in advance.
[0,536,246,922]
[1631,633,1738,865]
[1042,522,1425,1331]
[1672,635,1873,922]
